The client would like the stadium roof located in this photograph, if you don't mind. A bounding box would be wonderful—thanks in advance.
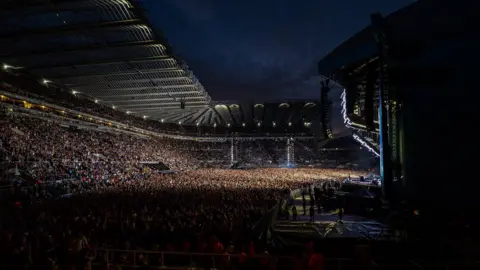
[0,0,211,121]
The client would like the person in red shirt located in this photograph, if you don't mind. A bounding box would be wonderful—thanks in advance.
[248,241,255,256]
[259,250,269,270]
[212,239,224,253]
[183,241,191,252]
[308,245,325,270]
[305,241,314,254]
[236,246,247,270]
[292,250,305,270]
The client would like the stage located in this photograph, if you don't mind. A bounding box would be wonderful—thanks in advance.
[271,190,391,247]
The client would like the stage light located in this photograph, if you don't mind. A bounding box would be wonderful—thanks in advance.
[341,89,353,127]
[353,134,380,157]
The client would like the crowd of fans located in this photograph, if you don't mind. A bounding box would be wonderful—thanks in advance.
[0,94,373,269]
[0,112,198,183]
[1,165,362,269]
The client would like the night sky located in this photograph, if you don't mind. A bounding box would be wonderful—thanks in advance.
[141,0,413,102]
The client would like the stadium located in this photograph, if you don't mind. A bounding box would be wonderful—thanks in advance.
[0,0,478,269]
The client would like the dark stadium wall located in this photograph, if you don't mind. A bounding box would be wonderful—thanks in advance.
[400,33,478,209]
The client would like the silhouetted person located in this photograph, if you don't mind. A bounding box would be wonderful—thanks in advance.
[338,208,344,221]
[292,205,298,221]
[317,199,322,214]
[309,205,315,222]
[303,198,307,215]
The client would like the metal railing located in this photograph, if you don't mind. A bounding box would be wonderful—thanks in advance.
[92,249,355,270]
[409,260,480,270]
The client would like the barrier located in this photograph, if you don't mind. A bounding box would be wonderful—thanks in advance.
[92,249,355,270]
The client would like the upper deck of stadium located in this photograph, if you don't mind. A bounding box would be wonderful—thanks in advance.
[0,0,211,121]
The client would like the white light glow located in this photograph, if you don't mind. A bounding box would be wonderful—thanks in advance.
[230,139,235,164]
[353,134,380,157]
[143,115,147,119]
[227,123,230,127]
[242,123,246,127]
[42,79,51,84]
[161,119,164,123]
[126,111,131,114]
[214,123,217,128]
[94,99,99,103]
[340,89,353,127]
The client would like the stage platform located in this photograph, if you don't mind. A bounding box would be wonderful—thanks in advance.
[272,194,391,246]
